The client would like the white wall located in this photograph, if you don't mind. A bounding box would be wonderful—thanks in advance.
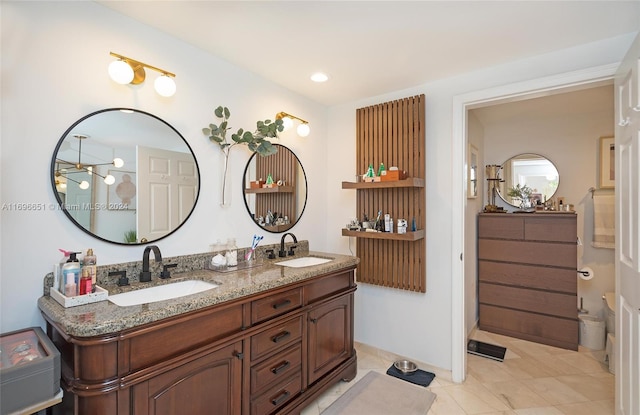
[1,1,635,373]
[465,112,485,333]
[0,2,327,333]
[326,34,634,370]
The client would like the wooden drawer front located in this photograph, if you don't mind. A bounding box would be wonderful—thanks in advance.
[251,373,302,415]
[478,216,524,239]
[251,316,302,361]
[304,271,352,304]
[479,283,577,319]
[479,304,578,350]
[251,288,302,324]
[525,217,576,242]
[479,261,577,295]
[127,303,243,372]
[478,239,576,268]
[251,342,302,396]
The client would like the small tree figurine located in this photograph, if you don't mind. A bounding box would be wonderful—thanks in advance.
[203,106,284,206]
[507,183,533,209]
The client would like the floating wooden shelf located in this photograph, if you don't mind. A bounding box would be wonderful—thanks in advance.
[341,178,424,189]
[343,94,426,293]
[244,186,294,194]
[341,228,425,241]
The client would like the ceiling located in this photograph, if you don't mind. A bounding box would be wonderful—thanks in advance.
[471,84,614,126]
[98,1,639,106]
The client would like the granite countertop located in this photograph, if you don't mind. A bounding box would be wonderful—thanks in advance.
[38,251,359,338]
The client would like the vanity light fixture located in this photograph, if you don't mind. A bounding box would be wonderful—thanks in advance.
[275,112,311,137]
[108,52,177,97]
[55,172,89,191]
[55,134,123,188]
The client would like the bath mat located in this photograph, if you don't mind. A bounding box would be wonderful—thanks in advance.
[321,370,436,415]
[467,339,506,362]
[386,364,436,387]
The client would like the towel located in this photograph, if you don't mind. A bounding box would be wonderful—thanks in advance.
[592,192,615,249]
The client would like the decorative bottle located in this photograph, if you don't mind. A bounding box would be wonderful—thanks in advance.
[62,252,81,297]
[84,248,97,293]
[226,238,238,267]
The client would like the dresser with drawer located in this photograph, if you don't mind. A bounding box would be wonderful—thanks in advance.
[478,213,579,350]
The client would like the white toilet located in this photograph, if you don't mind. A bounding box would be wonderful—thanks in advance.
[603,292,616,374]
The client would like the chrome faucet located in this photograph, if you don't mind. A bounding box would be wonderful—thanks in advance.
[279,233,298,257]
[140,245,162,282]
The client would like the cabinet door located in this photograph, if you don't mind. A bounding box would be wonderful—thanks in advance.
[308,294,352,385]
[132,342,243,415]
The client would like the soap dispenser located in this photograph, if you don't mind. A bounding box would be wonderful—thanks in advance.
[62,252,81,297]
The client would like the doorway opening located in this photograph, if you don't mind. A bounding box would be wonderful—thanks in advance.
[452,63,618,382]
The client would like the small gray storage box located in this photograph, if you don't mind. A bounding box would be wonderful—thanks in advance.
[0,326,60,414]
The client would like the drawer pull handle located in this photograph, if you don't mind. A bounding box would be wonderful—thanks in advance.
[310,318,318,323]
[271,390,290,406]
[273,299,292,309]
[272,331,291,343]
[233,351,244,360]
[271,360,290,374]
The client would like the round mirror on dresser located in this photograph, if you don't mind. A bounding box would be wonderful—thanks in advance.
[242,144,307,233]
[496,153,559,208]
[51,108,200,245]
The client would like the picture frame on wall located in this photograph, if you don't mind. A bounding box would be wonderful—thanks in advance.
[107,170,137,210]
[598,136,615,189]
[467,143,479,198]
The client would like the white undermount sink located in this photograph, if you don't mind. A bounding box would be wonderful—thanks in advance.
[274,256,332,268]
[108,280,219,307]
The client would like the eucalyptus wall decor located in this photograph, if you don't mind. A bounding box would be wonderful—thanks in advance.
[203,106,283,206]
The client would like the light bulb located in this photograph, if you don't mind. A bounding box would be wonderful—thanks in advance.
[79,181,90,190]
[297,123,310,137]
[108,59,134,84]
[86,166,93,175]
[310,72,329,83]
[154,74,176,97]
[113,158,124,168]
[282,117,294,131]
[104,174,116,185]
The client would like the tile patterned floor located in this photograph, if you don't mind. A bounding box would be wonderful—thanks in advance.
[301,330,614,414]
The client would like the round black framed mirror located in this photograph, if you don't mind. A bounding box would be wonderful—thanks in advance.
[51,108,200,245]
[497,153,559,208]
[242,144,307,233]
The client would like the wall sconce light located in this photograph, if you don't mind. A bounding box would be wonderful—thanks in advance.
[55,134,123,188]
[275,112,311,137]
[108,52,177,97]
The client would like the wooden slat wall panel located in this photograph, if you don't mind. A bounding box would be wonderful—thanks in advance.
[355,95,425,292]
[254,151,297,221]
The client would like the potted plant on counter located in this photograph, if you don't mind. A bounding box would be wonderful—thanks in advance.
[507,183,533,209]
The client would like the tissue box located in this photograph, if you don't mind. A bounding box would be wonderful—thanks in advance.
[250,180,265,189]
[380,170,406,181]
[0,327,60,414]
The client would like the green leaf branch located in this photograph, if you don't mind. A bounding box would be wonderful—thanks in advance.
[202,106,283,206]
[202,106,283,157]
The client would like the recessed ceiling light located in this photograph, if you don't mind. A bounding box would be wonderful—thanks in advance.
[310,72,329,83]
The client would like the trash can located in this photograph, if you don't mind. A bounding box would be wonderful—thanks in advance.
[579,315,606,350]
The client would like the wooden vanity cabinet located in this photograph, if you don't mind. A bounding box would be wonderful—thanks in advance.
[131,341,243,415]
[477,213,579,350]
[307,294,352,385]
[44,268,357,415]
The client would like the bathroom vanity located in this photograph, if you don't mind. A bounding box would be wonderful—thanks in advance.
[38,252,358,415]
[477,213,579,350]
